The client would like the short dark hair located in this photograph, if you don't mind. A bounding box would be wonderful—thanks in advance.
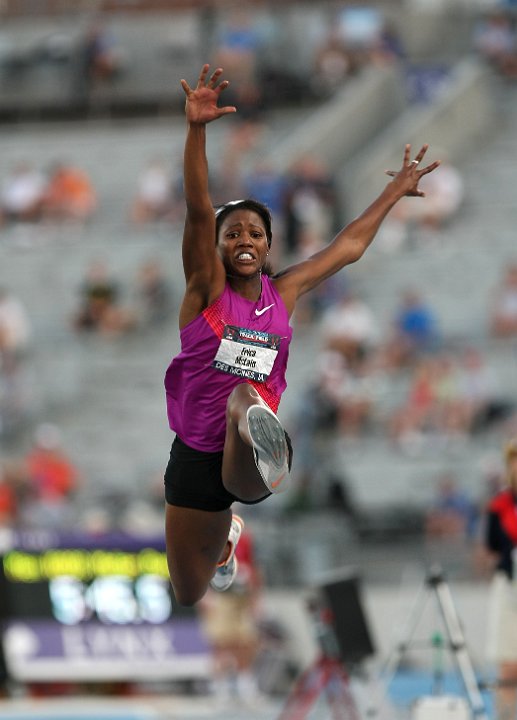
[214,198,273,248]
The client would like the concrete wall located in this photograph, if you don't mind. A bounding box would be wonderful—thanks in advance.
[0,2,484,117]
[342,58,496,217]
[261,57,495,220]
[262,64,408,174]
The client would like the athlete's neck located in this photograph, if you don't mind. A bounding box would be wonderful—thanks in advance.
[226,272,262,301]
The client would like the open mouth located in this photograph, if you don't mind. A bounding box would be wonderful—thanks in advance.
[236,252,255,262]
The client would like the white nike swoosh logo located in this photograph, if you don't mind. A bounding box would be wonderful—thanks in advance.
[255,303,275,317]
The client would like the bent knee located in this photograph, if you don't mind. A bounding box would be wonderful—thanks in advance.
[226,382,261,421]
[170,579,206,607]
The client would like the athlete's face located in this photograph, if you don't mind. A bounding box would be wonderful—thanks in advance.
[217,209,269,277]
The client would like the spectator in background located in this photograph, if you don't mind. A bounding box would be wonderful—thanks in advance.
[388,350,501,453]
[243,160,287,263]
[283,154,339,256]
[130,157,181,225]
[289,352,343,508]
[387,159,464,242]
[0,464,17,527]
[135,258,173,327]
[0,460,28,527]
[425,473,478,540]
[458,347,511,433]
[213,7,263,119]
[316,349,377,438]
[0,288,31,369]
[200,523,263,704]
[370,20,406,66]
[473,10,517,80]
[294,272,346,325]
[383,289,440,369]
[312,27,356,99]
[0,162,45,225]
[73,259,136,337]
[485,440,517,720]
[80,20,124,85]
[490,262,517,338]
[320,291,379,370]
[22,423,80,528]
[212,116,268,207]
[388,354,468,453]
[311,13,404,101]
[0,289,31,435]
[432,353,466,434]
[42,161,97,224]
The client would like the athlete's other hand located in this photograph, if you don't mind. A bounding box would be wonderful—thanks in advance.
[384,144,440,198]
[181,64,236,125]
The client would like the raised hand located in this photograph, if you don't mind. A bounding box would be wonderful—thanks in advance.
[385,144,440,197]
[181,64,236,125]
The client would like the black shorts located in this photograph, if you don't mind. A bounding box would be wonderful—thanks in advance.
[164,435,272,512]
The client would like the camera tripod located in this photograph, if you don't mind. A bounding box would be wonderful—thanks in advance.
[377,565,489,720]
[277,600,361,720]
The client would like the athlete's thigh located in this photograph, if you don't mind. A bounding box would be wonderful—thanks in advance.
[222,385,269,500]
[222,425,264,495]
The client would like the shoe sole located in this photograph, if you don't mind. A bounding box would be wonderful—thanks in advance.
[247,405,290,494]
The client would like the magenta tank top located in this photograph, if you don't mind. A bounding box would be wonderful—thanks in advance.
[164,276,293,452]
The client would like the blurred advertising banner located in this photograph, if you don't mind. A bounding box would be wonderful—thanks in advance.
[0,529,210,682]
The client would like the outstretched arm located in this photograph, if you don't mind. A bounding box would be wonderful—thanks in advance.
[274,144,440,313]
[179,65,236,328]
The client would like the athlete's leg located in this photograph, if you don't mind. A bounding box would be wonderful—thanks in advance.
[165,503,232,606]
[222,382,292,499]
[221,383,273,501]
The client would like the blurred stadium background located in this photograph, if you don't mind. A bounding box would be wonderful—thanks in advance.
[1,0,517,717]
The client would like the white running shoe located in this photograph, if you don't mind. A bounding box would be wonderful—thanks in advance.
[210,514,244,592]
[247,405,291,494]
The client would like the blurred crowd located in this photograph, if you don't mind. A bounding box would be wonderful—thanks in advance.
[0,250,175,442]
[1,1,517,708]
[473,7,517,81]
[293,265,517,454]
[0,132,511,543]
[72,256,174,337]
[0,422,79,529]
[0,2,516,552]
[0,160,97,228]
[0,5,407,113]
[2,135,516,536]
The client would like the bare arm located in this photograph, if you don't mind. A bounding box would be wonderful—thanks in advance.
[274,144,440,314]
[178,65,236,328]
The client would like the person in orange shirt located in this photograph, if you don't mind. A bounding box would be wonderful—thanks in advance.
[0,470,16,527]
[23,423,80,527]
[43,162,97,223]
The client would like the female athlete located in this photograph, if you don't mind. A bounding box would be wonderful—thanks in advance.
[164,64,440,606]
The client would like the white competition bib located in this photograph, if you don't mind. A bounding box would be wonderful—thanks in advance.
[212,325,281,382]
